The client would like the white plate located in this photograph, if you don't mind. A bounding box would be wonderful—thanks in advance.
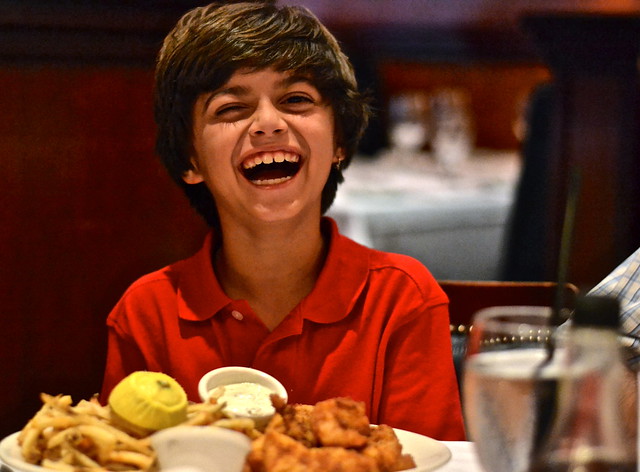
[1,433,41,472]
[394,428,452,472]
[0,428,451,472]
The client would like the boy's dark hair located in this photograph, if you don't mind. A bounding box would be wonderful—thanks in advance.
[154,1,371,229]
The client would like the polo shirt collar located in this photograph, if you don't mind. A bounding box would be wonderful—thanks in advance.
[176,232,231,321]
[175,217,371,324]
[298,217,371,324]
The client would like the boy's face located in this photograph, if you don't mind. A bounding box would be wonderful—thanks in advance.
[184,67,342,228]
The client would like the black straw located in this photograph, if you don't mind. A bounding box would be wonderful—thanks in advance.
[550,167,582,340]
[531,165,582,457]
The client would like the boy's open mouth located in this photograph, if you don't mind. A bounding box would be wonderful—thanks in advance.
[241,151,301,186]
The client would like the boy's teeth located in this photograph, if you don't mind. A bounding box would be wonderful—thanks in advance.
[243,152,298,169]
[252,176,293,186]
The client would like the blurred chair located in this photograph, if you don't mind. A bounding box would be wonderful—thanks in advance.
[439,280,579,394]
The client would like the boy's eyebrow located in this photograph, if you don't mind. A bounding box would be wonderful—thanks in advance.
[201,85,249,111]
[280,74,315,88]
[216,76,313,96]
[213,85,249,98]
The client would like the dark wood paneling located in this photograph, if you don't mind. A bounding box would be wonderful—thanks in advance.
[521,14,640,288]
[331,24,540,64]
[0,1,206,65]
[0,67,208,436]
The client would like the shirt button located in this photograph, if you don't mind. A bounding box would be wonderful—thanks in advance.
[231,310,244,321]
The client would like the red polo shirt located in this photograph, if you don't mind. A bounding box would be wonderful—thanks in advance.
[101,218,465,440]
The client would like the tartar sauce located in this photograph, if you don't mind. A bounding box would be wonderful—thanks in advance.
[209,382,275,417]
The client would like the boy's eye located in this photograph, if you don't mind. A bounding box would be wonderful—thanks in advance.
[283,94,314,106]
[215,104,246,116]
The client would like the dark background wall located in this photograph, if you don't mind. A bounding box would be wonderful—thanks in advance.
[1,0,639,437]
[0,1,210,435]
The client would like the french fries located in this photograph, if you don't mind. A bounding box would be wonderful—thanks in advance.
[16,393,261,471]
[17,393,156,471]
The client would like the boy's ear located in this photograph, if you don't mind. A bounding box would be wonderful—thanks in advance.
[182,158,204,185]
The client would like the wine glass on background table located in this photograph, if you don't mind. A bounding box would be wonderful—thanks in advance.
[429,87,474,176]
[463,306,566,472]
[387,91,429,156]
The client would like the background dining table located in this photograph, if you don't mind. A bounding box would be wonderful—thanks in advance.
[328,149,522,281]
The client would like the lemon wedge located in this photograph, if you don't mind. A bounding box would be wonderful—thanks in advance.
[108,371,188,435]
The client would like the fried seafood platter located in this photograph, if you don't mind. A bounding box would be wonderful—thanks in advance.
[6,380,415,472]
[248,396,416,472]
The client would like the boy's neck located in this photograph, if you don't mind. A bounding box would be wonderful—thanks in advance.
[213,216,327,330]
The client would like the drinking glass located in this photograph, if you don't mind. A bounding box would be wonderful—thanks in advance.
[429,87,474,175]
[463,306,566,472]
[387,91,429,153]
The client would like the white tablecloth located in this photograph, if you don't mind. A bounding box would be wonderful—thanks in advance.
[329,149,521,280]
[440,441,485,472]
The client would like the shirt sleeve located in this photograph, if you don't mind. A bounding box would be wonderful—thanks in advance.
[375,298,467,440]
[589,247,640,369]
[99,301,150,403]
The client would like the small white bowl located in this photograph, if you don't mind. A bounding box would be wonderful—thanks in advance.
[150,425,251,472]
[198,366,288,429]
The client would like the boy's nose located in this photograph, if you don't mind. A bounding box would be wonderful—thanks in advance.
[249,99,287,137]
